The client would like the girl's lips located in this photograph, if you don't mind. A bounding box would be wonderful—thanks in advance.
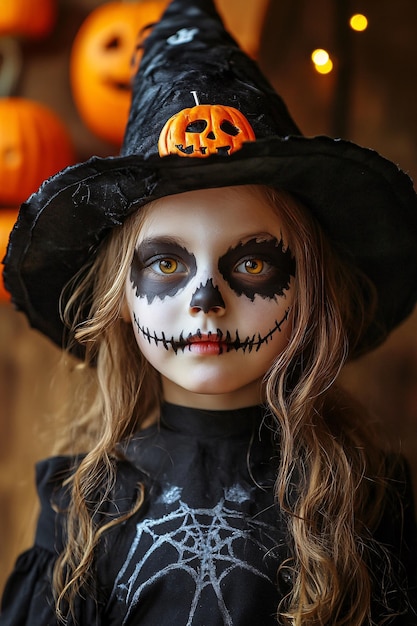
[187,341,227,355]
[188,332,222,343]
[187,332,227,355]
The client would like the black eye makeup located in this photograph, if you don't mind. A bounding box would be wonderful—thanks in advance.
[130,238,197,303]
[218,237,296,300]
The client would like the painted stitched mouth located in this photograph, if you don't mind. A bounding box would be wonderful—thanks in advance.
[133,309,290,355]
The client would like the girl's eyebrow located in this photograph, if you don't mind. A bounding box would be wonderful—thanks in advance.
[135,238,196,267]
[229,232,286,246]
[137,235,188,249]
[238,231,277,240]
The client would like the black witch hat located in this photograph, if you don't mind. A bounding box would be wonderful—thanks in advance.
[3,0,417,356]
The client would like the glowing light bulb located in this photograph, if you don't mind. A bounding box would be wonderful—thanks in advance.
[311,48,329,66]
[350,14,368,31]
[311,49,333,74]
[314,59,333,74]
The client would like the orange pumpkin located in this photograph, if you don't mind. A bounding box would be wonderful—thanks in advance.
[158,104,256,157]
[70,0,169,146]
[0,0,56,38]
[0,208,18,302]
[0,98,74,206]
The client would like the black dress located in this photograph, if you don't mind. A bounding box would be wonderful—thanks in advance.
[1,403,416,625]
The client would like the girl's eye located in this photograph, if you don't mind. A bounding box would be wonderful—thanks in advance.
[148,256,186,275]
[235,258,265,275]
[159,258,178,274]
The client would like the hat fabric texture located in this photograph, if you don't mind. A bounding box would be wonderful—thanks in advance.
[3,0,417,357]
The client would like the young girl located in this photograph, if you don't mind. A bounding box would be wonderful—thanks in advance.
[2,0,417,624]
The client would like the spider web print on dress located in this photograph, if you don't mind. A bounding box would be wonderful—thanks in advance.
[133,308,290,354]
[109,484,280,626]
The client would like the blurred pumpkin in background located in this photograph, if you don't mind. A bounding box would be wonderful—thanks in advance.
[0,98,74,206]
[0,0,56,38]
[0,208,18,301]
[70,0,169,146]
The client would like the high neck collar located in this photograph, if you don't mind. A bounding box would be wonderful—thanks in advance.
[160,402,265,438]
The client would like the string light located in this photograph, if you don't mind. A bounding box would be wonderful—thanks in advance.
[311,11,368,77]
[349,14,368,31]
[311,48,333,75]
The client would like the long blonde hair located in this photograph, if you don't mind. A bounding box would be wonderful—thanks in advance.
[261,187,386,624]
[54,185,389,624]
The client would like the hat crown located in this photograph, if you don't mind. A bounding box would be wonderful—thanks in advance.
[121,0,300,159]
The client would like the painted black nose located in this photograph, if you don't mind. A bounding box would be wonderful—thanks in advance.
[206,131,216,140]
[190,279,225,313]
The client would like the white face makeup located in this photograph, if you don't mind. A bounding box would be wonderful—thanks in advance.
[124,186,295,409]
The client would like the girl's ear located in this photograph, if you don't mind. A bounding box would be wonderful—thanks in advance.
[120,296,131,323]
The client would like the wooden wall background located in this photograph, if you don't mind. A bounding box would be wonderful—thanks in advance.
[1,0,417,597]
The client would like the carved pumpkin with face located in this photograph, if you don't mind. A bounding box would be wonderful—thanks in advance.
[70,0,169,146]
[158,104,256,157]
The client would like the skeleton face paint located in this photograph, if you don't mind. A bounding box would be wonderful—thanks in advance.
[190,279,225,313]
[124,186,296,409]
[131,239,197,303]
[218,237,295,301]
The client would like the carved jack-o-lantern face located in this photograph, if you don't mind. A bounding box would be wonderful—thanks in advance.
[70,0,169,146]
[158,104,255,157]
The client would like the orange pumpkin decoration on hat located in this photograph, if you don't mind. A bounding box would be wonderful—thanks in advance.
[158,104,255,157]
[70,0,169,146]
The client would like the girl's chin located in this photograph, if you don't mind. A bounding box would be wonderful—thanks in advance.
[161,376,264,410]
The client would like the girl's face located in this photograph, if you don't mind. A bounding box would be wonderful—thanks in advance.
[124,186,295,409]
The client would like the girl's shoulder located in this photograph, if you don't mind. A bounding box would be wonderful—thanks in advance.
[34,454,145,555]
[34,455,77,554]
